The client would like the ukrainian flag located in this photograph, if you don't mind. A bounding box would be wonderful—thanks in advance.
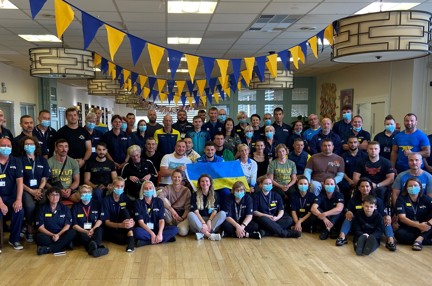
[185,161,250,192]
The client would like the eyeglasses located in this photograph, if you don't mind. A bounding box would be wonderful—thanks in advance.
[49,193,60,197]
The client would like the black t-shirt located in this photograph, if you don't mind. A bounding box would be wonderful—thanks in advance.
[142,152,163,172]
[223,194,253,222]
[313,191,344,212]
[84,158,116,186]
[354,157,394,184]
[56,125,90,159]
[190,192,220,217]
[290,191,316,218]
[253,191,284,216]
[121,159,158,199]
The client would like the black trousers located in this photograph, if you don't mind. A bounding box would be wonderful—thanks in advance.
[255,214,293,237]
[36,229,76,253]
[222,220,259,237]
[74,227,104,251]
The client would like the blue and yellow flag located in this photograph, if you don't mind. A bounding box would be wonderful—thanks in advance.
[185,161,250,192]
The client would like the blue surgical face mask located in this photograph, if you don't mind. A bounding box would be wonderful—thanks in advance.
[343,112,352,121]
[121,122,128,131]
[298,185,309,192]
[234,191,245,200]
[138,125,147,132]
[114,188,124,196]
[0,147,12,156]
[24,145,36,154]
[41,120,51,128]
[81,193,92,202]
[325,185,335,193]
[295,130,302,135]
[245,132,253,139]
[385,124,395,133]
[407,186,421,195]
[353,126,362,132]
[265,119,271,126]
[266,132,274,139]
[143,190,154,198]
[218,115,226,122]
[239,119,247,124]
[263,184,273,192]
[86,122,96,130]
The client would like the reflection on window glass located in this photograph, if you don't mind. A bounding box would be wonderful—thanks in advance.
[215,105,229,116]
[264,104,284,114]
[238,90,256,101]
[238,105,256,117]
[264,90,283,101]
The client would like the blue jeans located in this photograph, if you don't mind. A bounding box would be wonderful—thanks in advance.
[340,219,394,238]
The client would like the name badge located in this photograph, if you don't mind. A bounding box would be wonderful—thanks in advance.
[299,208,305,213]
[25,166,32,170]
[30,179,37,187]
[83,222,92,230]
[91,147,96,153]
[355,205,362,209]
[45,213,52,217]
[119,202,126,206]
[0,181,5,187]
[147,222,154,230]
[0,174,6,179]
[77,214,84,218]
[406,203,412,207]
[270,203,276,207]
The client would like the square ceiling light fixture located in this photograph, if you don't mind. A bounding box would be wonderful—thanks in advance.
[355,2,420,15]
[19,34,62,42]
[167,37,202,44]
[168,0,217,14]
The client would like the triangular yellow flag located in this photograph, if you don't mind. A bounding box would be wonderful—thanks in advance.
[127,79,132,91]
[196,79,206,97]
[105,25,125,61]
[266,54,278,78]
[143,87,150,99]
[133,85,137,94]
[159,92,167,102]
[157,79,166,93]
[185,54,199,83]
[223,87,231,98]
[176,80,186,96]
[218,76,228,90]
[147,43,165,75]
[123,69,131,81]
[216,59,229,88]
[299,46,305,64]
[187,95,194,107]
[54,0,74,39]
[214,92,219,104]
[174,95,180,105]
[324,24,334,46]
[243,57,255,84]
[308,36,318,58]
[139,75,148,89]
[93,53,101,67]
[200,96,207,107]
[289,46,300,69]
[240,70,251,86]
[108,62,116,80]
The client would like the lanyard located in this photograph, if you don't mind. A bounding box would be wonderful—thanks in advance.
[27,157,36,179]
[82,205,91,222]
[409,197,419,221]
[262,192,273,214]
[0,160,10,180]
[299,197,307,210]
[146,199,154,222]
[234,200,243,222]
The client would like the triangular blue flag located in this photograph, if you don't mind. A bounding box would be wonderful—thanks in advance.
[101,58,108,74]
[205,88,213,105]
[115,65,123,80]
[119,74,124,88]
[278,50,289,71]
[167,80,175,95]
[82,12,103,50]
[241,78,248,88]
[128,34,147,66]
[317,30,325,52]
[255,55,266,82]
[136,84,142,96]
[152,89,159,101]
[131,72,138,86]
[230,59,241,86]
[332,20,339,34]
[193,92,200,105]
[229,74,237,93]
[30,0,47,19]
[181,92,187,107]
[186,80,195,94]
[202,56,215,82]
[209,77,217,93]
[216,85,225,101]
[253,66,264,82]
[148,77,157,90]
[167,49,183,80]
[299,41,308,61]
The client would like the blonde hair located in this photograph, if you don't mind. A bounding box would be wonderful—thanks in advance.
[196,174,215,210]
[78,184,93,194]
[107,177,125,195]
[237,143,249,152]
[231,181,246,193]
[139,180,156,199]
[127,144,141,156]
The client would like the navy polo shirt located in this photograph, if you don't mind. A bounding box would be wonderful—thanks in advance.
[131,131,150,150]
[33,126,57,157]
[287,133,308,152]
[309,131,342,155]
[134,197,165,226]
[102,130,133,164]
[272,122,291,145]
[36,203,72,233]
[333,120,352,139]
[342,150,368,178]
[346,195,385,216]
[264,139,279,159]
[101,193,132,223]
[0,126,13,139]
[341,129,371,145]
[223,194,253,222]
[86,128,103,158]
[290,191,316,218]
[313,191,344,212]
[0,156,23,199]
[71,200,102,227]
[21,155,51,189]
[190,192,220,217]
[395,195,432,225]
[203,121,224,140]
[253,191,284,216]
[373,130,399,160]
[288,151,309,175]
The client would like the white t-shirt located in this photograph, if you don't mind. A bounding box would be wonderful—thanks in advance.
[160,153,192,185]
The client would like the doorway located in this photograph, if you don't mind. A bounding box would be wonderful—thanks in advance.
[357,100,386,138]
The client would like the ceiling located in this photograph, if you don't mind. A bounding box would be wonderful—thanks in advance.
[1,0,432,86]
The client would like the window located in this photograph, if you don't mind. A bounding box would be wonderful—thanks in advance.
[20,103,36,119]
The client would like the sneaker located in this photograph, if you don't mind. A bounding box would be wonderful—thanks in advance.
[126,237,135,252]
[335,237,348,246]
[92,247,109,258]
[355,234,368,256]
[385,241,397,252]
[195,233,205,240]
[126,245,135,252]
[20,226,27,239]
[208,233,222,241]
[363,236,376,255]
[37,246,51,255]
[88,241,98,255]
[25,233,34,243]
[286,229,301,238]
[319,230,329,240]
[249,231,261,240]
[9,241,23,250]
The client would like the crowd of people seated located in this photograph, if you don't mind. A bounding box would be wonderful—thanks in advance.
[0,104,431,257]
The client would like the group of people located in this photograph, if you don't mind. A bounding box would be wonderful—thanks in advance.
[0,104,431,257]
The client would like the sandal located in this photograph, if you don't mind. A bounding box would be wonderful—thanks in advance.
[412,241,423,251]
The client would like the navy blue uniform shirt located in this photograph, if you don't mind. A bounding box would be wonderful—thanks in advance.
[36,203,72,233]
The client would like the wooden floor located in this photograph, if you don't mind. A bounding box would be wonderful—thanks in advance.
[0,232,431,286]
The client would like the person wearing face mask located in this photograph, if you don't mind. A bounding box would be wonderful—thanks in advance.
[19,136,50,243]
[373,115,399,160]
[33,109,57,159]
[134,181,178,247]
[333,105,353,139]
[311,177,344,240]
[217,108,228,124]
[263,125,279,160]
[0,137,24,250]
[287,120,308,152]
[290,176,316,233]
[253,178,300,238]
[341,115,370,151]
[12,115,34,157]
[131,119,149,151]
[240,125,256,157]
[263,113,272,128]
[120,117,128,133]
[71,185,109,257]
[221,181,261,239]
[394,178,432,251]
[84,112,103,160]
[101,177,135,252]
[172,109,193,139]
[234,111,249,141]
